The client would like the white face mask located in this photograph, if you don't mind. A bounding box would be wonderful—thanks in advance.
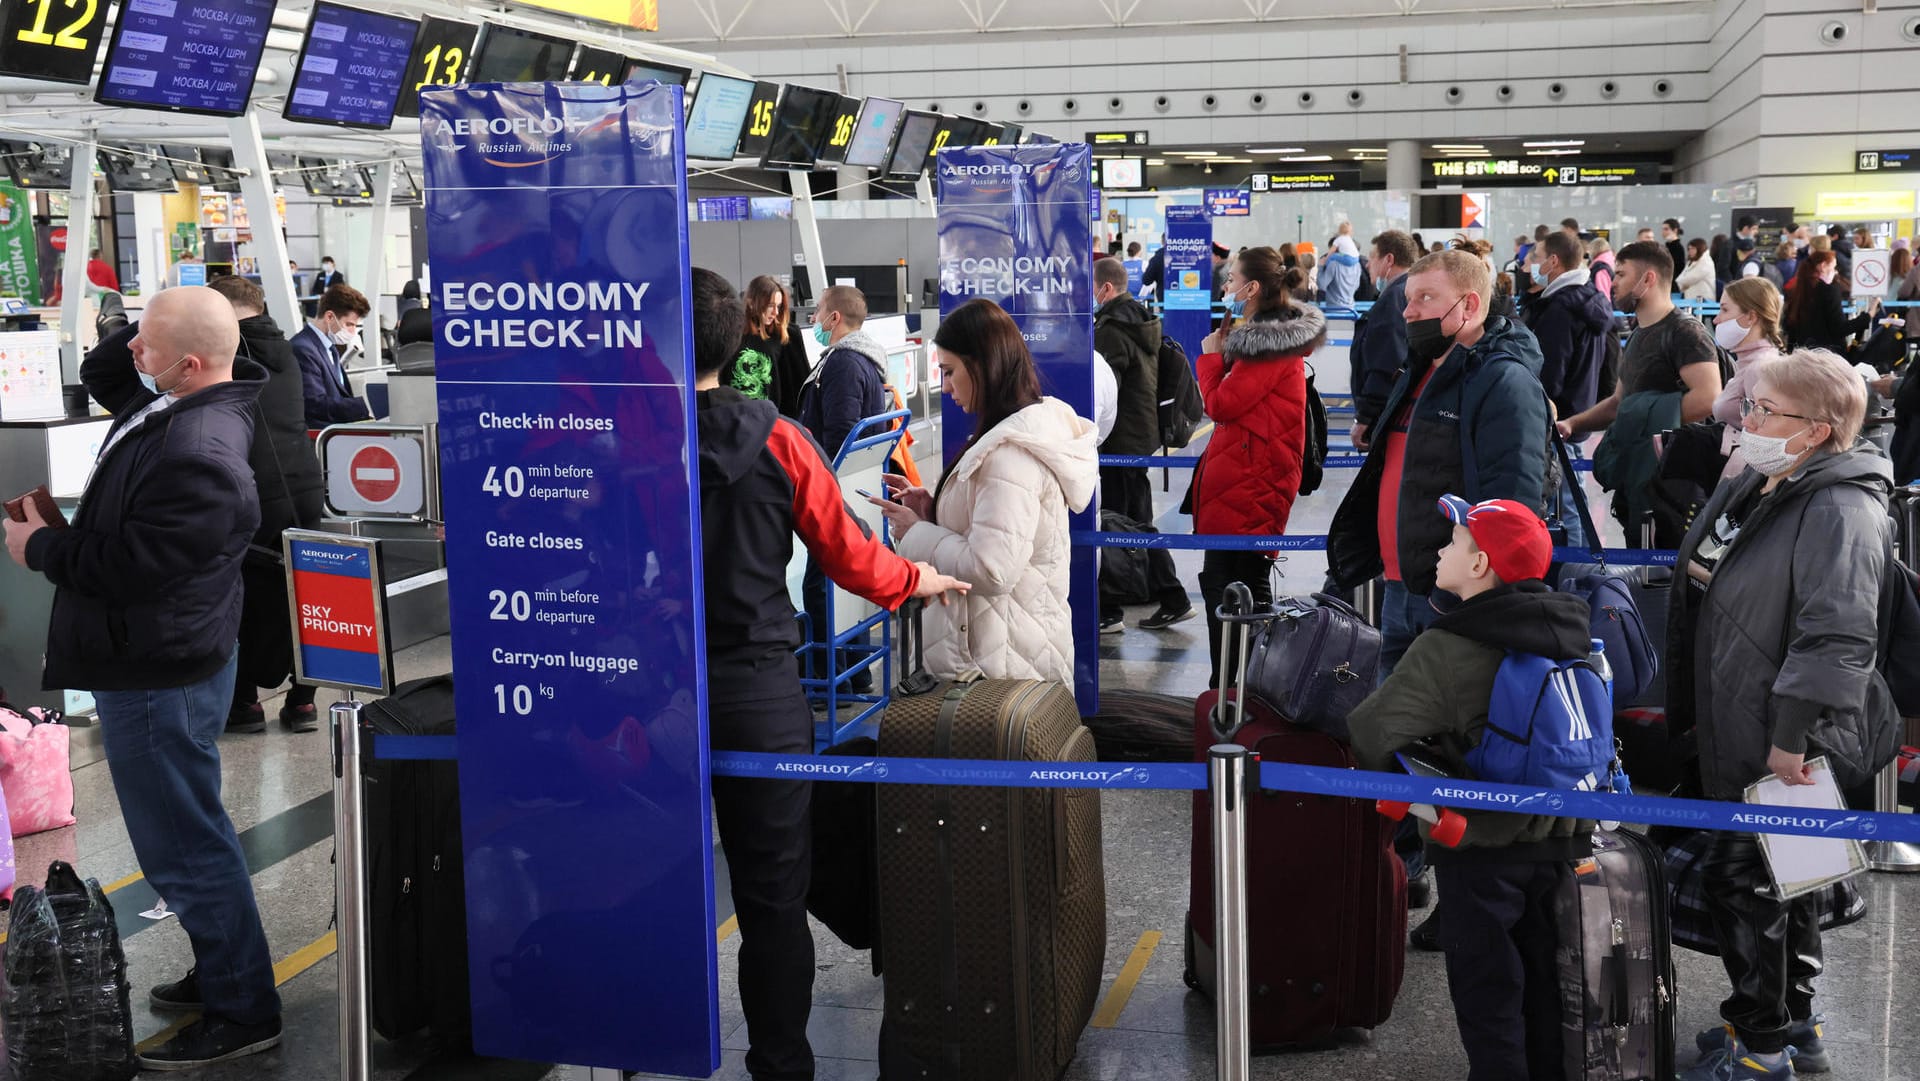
[1713,318,1751,351]
[1741,427,1810,476]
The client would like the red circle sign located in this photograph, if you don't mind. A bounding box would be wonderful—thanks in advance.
[1858,260,1886,288]
[349,444,402,504]
[48,227,66,253]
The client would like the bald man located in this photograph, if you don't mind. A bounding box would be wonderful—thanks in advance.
[4,285,284,1069]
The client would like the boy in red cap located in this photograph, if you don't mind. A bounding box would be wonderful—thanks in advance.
[1348,495,1599,1081]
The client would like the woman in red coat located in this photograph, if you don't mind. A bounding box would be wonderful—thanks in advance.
[1193,248,1323,685]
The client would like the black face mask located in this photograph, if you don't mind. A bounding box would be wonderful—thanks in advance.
[1405,296,1465,364]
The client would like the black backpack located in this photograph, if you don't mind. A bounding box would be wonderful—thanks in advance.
[1298,365,1329,496]
[1157,335,1205,449]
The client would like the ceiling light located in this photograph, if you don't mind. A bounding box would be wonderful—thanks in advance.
[1204,157,1253,164]
[1525,149,1581,156]
[1347,147,1389,153]
[1432,144,1486,150]
[1279,155,1333,162]
[1246,147,1306,154]
[1146,159,1166,166]
[1522,139,1585,148]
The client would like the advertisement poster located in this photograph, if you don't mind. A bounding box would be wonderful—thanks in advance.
[0,184,39,301]
[420,82,717,1075]
[936,143,1099,712]
[1161,204,1213,362]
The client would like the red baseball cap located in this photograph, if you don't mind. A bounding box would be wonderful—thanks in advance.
[1437,495,1553,583]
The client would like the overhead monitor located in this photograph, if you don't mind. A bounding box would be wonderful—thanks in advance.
[814,95,863,165]
[0,0,112,83]
[884,109,940,179]
[762,84,840,170]
[572,46,626,86]
[301,158,373,199]
[997,121,1025,145]
[198,147,245,193]
[622,58,691,87]
[96,0,276,117]
[0,140,72,188]
[161,144,210,184]
[391,161,422,205]
[284,3,419,130]
[841,96,905,170]
[684,72,756,162]
[926,115,985,165]
[470,23,574,83]
[978,124,1009,146]
[395,16,477,119]
[733,80,782,160]
[266,151,301,175]
[100,145,179,193]
[1102,157,1144,189]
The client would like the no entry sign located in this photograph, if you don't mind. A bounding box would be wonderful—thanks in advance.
[349,444,402,503]
[320,426,431,516]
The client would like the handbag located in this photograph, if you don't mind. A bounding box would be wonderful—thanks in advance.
[0,700,77,837]
[1238,590,1380,742]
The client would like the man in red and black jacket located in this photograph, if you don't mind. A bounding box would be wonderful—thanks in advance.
[692,268,968,1081]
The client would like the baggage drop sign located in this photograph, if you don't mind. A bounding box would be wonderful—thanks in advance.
[420,82,717,1075]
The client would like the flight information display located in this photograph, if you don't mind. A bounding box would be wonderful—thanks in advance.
[572,46,625,85]
[733,80,781,160]
[284,3,418,130]
[885,110,939,179]
[813,95,862,165]
[762,84,839,169]
[684,72,755,162]
[395,16,476,119]
[0,0,113,83]
[622,58,689,86]
[842,96,904,170]
[469,23,573,83]
[96,0,276,117]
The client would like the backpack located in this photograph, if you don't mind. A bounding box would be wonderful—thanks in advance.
[1156,335,1205,449]
[1467,651,1628,795]
[1298,366,1329,496]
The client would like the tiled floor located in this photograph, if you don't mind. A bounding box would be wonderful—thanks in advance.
[15,391,1920,1081]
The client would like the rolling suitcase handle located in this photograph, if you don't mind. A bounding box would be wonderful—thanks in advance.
[896,598,940,697]
[1211,581,1272,740]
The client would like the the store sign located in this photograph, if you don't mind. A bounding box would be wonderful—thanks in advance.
[1204,188,1251,216]
[1815,190,1918,218]
[1251,167,1359,192]
[1855,149,1916,173]
[1086,130,1149,146]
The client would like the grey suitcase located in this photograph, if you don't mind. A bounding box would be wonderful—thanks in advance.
[1558,829,1678,1081]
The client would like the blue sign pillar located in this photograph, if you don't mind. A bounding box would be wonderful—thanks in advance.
[419,83,718,1075]
[935,144,1098,713]
[1161,205,1214,365]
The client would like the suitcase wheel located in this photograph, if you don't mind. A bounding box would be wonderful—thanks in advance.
[1181,917,1199,990]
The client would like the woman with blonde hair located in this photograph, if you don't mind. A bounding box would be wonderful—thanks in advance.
[1711,277,1788,425]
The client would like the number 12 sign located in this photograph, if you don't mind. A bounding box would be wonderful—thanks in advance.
[0,0,111,84]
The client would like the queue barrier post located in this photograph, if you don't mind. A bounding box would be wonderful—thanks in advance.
[1868,759,1920,873]
[332,694,373,1081]
[1208,743,1252,1081]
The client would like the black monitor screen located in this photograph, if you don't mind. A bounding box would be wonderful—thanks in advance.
[734,81,781,160]
[395,16,477,118]
[101,145,179,193]
[926,115,979,165]
[162,145,209,184]
[997,122,1024,145]
[623,58,691,87]
[470,24,574,83]
[0,0,111,83]
[885,110,939,178]
[842,96,904,170]
[1,141,71,188]
[96,0,276,117]
[814,95,862,165]
[572,46,624,85]
[684,72,755,161]
[301,158,373,199]
[199,147,244,192]
[284,3,418,130]
[763,84,840,170]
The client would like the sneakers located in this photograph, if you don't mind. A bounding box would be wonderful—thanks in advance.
[1138,603,1196,631]
[278,703,319,733]
[1681,1034,1794,1080]
[137,1014,282,1071]
[1099,614,1126,635]
[224,704,266,735]
[1699,1018,1829,1074]
[149,969,201,1011]
[1409,910,1442,952]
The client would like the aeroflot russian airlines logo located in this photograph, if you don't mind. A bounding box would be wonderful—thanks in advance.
[432,112,631,169]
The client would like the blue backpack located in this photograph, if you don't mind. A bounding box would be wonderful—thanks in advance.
[1466,652,1629,795]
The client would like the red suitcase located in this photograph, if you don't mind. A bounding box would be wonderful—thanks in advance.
[1183,584,1407,1049]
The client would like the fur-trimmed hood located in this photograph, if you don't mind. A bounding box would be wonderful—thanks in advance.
[1223,305,1326,362]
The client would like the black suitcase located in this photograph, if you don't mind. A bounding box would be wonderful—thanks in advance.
[361,675,472,1049]
[1558,829,1678,1081]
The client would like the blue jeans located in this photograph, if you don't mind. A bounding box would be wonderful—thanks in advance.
[1555,456,1590,552]
[1378,579,1440,683]
[93,652,281,1025]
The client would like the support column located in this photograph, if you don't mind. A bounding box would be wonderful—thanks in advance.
[226,112,298,335]
[790,170,829,299]
[362,159,397,368]
[57,130,96,381]
[1387,138,1420,230]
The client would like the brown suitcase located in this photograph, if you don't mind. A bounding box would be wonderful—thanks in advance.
[876,609,1106,1081]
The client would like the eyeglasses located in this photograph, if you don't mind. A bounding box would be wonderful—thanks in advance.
[1740,398,1811,423]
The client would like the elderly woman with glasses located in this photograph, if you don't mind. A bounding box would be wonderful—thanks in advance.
[1666,348,1901,1081]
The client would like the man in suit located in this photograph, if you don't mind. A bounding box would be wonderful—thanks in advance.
[292,282,373,427]
[303,256,345,319]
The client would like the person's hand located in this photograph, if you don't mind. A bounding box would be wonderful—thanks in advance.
[880,473,933,520]
[1350,423,1370,451]
[869,491,924,536]
[1873,374,1896,397]
[911,563,972,605]
[1766,746,1815,786]
[4,497,45,568]
[1556,419,1576,440]
[1200,328,1225,355]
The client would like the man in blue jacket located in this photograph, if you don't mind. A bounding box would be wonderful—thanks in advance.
[3,286,284,1069]
[292,282,373,428]
[1349,230,1417,450]
[1327,249,1553,676]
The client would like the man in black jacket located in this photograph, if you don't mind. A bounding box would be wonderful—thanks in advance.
[1349,230,1417,450]
[1093,257,1190,630]
[3,286,283,1070]
[1522,231,1613,548]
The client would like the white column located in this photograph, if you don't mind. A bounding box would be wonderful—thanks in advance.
[1387,139,1420,230]
[57,132,96,380]
[226,112,299,334]
[362,159,397,368]
[790,170,830,295]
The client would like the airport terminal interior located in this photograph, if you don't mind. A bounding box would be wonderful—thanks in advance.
[0,0,1918,1078]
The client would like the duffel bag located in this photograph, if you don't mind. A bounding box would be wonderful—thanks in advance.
[1240,591,1379,742]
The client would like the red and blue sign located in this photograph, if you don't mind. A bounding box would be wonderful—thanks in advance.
[1205,188,1251,217]
[286,535,389,692]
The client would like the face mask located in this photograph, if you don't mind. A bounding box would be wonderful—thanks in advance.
[1530,266,1549,288]
[138,353,190,395]
[1714,318,1751,351]
[1405,296,1466,364]
[322,263,334,273]
[330,324,357,348]
[812,323,832,347]
[1226,287,1247,318]
[1740,427,1811,477]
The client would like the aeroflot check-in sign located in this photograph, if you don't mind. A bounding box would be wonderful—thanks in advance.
[283,531,393,694]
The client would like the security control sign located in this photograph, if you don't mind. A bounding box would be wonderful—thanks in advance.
[283,531,392,694]
[1857,149,1916,173]
[1086,130,1148,146]
[1252,167,1359,192]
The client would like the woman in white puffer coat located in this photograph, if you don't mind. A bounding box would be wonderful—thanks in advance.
[871,299,1099,684]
